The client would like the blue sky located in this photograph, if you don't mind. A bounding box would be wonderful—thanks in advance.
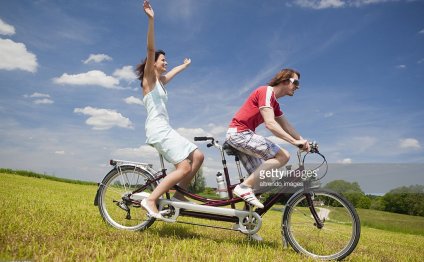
[1,0,423,191]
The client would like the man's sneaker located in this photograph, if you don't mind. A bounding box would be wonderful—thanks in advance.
[233,184,264,209]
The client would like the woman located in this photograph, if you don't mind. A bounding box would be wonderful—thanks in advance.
[136,1,204,221]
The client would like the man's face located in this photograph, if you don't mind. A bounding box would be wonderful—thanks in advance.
[287,75,300,96]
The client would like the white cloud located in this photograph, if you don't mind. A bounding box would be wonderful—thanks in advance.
[53,70,120,89]
[0,39,38,72]
[324,112,334,118]
[348,136,377,154]
[24,92,51,99]
[83,54,112,64]
[207,123,228,137]
[293,0,402,9]
[55,150,65,155]
[33,98,54,105]
[419,28,424,34]
[176,127,211,142]
[113,65,137,82]
[24,92,53,105]
[337,136,377,155]
[30,92,50,98]
[113,145,157,160]
[74,106,133,130]
[124,96,143,106]
[399,138,421,150]
[0,18,15,35]
[293,0,345,9]
[396,64,406,69]
[339,158,352,164]
[165,0,196,21]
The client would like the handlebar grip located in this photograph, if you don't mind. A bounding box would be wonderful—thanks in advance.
[194,136,209,141]
[297,141,319,153]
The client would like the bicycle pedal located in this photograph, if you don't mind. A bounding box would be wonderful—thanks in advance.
[159,209,171,215]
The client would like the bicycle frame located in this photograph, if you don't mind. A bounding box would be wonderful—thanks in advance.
[111,137,323,226]
[96,138,361,260]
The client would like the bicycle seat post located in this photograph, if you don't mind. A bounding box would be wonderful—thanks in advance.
[159,153,165,171]
[158,153,172,199]
[234,155,244,182]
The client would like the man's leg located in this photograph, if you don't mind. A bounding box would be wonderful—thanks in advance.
[242,148,290,189]
[228,132,290,208]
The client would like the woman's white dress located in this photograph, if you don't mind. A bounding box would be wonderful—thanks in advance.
[142,80,197,164]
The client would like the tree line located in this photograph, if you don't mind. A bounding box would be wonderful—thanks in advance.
[324,180,424,217]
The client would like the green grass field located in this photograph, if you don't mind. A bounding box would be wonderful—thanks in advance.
[1,172,423,261]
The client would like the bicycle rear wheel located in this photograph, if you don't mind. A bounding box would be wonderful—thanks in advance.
[97,165,157,231]
[282,188,360,260]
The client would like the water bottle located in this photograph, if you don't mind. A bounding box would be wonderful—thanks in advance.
[216,172,228,198]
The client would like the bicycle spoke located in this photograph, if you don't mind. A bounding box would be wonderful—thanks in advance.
[106,186,126,196]
[282,189,360,260]
[98,167,156,231]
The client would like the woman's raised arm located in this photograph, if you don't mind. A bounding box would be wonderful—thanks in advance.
[143,1,156,88]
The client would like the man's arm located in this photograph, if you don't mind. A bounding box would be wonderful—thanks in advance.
[261,108,298,145]
[261,108,309,150]
[275,115,302,140]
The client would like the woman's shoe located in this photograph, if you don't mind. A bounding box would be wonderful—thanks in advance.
[140,199,175,223]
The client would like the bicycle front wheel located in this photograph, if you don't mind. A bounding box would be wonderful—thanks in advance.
[282,189,360,261]
[97,165,157,231]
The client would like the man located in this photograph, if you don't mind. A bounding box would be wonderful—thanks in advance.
[226,68,310,209]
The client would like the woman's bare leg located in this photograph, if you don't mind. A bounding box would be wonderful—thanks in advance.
[145,159,192,213]
[173,149,204,200]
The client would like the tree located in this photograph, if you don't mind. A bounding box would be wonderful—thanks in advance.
[324,180,364,194]
[382,185,424,216]
[368,195,385,211]
[188,167,206,193]
[324,180,370,208]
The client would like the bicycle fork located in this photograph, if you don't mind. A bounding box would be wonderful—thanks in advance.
[281,191,324,248]
[305,192,324,229]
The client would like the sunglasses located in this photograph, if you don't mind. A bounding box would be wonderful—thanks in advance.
[288,78,300,87]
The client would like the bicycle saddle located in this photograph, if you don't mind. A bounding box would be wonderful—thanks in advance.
[222,142,238,156]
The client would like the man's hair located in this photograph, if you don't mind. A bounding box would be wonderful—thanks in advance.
[268,68,300,87]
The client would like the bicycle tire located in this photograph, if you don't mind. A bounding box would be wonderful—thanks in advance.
[97,165,157,231]
[282,188,360,260]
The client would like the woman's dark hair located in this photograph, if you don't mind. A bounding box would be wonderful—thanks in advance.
[135,49,166,85]
[268,68,300,87]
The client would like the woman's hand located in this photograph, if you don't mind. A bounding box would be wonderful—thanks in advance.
[143,0,154,19]
[183,58,191,67]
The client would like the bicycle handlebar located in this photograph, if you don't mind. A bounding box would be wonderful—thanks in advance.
[297,141,319,153]
[309,141,319,153]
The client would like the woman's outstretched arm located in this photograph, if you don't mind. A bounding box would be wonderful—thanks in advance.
[143,0,156,90]
[161,58,191,85]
